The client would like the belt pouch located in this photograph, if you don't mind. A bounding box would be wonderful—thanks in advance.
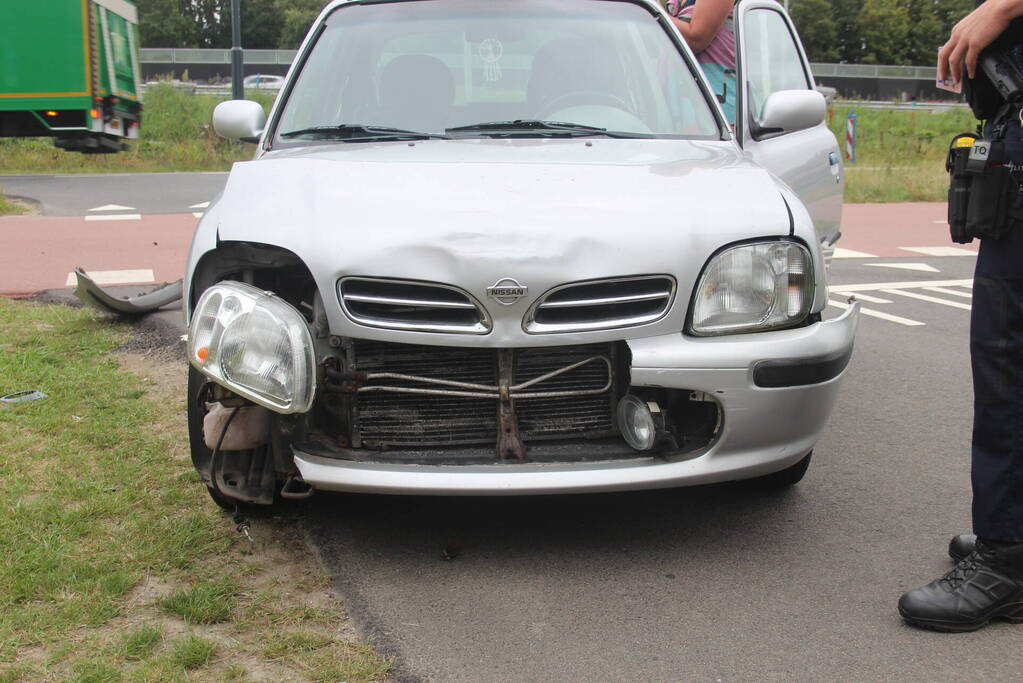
[965,142,1019,240]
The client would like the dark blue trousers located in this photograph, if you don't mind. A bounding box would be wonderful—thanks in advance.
[971,214,1023,541]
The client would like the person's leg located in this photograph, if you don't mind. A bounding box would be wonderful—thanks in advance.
[971,226,1023,542]
[898,226,1023,632]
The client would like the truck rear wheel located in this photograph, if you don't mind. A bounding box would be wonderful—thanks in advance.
[54,134,128,154]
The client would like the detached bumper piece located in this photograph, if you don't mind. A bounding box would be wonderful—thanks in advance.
[72,267,183,316]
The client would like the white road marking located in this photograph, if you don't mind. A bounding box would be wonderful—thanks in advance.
[933,220,948,224]
[55,171,228,178]
[923,286,973,299]
[832,278,973,292]
[880,288,972,310]
[65,269,154,287]
[832,247,878,258]
[864,262,940,273]
[899,246,977,257]
[85,213,142,222]
[832,291,892,304]
[189,201,210,209]
[828,299,925,326]
[192,212,203,218]
[88,203,137,212]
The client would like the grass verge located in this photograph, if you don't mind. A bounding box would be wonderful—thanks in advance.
[0,299,391,682]
[0,84,275,174]
[0,190,26,216]
[827,104,977,202]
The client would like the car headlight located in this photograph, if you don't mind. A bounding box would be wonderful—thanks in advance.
[689,240,813,336]
[189,282,316,413]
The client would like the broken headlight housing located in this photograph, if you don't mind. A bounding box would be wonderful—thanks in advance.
[689,240,813,336]
[189,281,316,413]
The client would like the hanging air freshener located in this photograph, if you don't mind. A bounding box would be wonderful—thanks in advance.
[479,38,503,83]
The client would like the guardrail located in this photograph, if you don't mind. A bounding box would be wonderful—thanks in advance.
[810,63,938,80]
[138,49,940,80]
[141,48,298,65]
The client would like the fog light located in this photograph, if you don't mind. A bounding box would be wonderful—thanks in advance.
[618,394,658,451]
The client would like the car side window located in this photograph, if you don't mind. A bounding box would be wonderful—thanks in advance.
[742,8,810,123]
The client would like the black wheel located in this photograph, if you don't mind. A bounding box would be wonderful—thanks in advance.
[755,451,812,489]
[205,485,238,511]
[188,365,282,508]
[187,365,241,509]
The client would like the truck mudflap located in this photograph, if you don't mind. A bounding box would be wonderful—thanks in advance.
[72,267,182,316]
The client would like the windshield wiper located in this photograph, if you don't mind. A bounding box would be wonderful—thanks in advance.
[445,120,643,138]
[280,124,448,141]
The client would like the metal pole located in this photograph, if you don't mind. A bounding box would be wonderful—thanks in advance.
[231,0,243,99]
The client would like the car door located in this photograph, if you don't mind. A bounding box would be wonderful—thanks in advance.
[733,0,843,257]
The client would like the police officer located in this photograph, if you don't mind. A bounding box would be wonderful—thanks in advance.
[898,0,1023,632]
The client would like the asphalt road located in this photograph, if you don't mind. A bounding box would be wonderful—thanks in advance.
[0,172,228,216]
[6,173,1019,680]
[303,257,1023,682]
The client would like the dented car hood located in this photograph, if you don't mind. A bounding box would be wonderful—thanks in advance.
[192,138,823,347]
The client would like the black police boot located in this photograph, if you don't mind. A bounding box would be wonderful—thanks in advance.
[949,534,977,562]
[899,540,1023,632]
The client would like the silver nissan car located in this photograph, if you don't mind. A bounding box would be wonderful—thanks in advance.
[185,0,859,506]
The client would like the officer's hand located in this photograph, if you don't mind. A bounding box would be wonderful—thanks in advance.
[938,0,1019,86]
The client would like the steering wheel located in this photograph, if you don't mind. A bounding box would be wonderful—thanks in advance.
[539,90,633,118]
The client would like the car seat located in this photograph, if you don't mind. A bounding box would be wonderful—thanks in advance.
[526,39,627,117]
[377,54,454,133]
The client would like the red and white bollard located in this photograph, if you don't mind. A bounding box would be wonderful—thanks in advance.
[846,110,856,163]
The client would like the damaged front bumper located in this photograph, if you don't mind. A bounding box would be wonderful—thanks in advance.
[292,304,860,495]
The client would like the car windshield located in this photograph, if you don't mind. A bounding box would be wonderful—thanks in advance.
[273,0,722,144]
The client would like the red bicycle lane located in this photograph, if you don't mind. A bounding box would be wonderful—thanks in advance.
[0,213,197,297]
[0,202,971,298]
[837,202,976,257]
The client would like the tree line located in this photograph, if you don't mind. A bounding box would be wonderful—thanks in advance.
[136,0,324,51]
[137,0,975,66]
[790,0,972,65]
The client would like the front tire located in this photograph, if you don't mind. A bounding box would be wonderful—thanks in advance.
[205,485,237,511]
[755,451,812,489]
[187,365,282,508]
[188,365,242,509]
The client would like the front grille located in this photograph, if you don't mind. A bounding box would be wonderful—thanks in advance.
[525,275,676,334]
[349,340,617,448]
[338,277,491,334]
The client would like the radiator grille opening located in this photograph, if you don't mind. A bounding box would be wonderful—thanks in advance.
[338,278,491,334]
[348,340,617,448]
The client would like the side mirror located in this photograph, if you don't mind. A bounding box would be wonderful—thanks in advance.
[753,89,826,140]
[212,100,267,143]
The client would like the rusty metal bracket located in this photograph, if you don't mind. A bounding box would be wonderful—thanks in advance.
[495,349,526,460]
[323,364,368,394]
[280,475,315,500]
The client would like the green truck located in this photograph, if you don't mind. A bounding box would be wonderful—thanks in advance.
[0,0,143,153]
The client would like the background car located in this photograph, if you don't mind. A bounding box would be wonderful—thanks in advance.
[242,74,285,90]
